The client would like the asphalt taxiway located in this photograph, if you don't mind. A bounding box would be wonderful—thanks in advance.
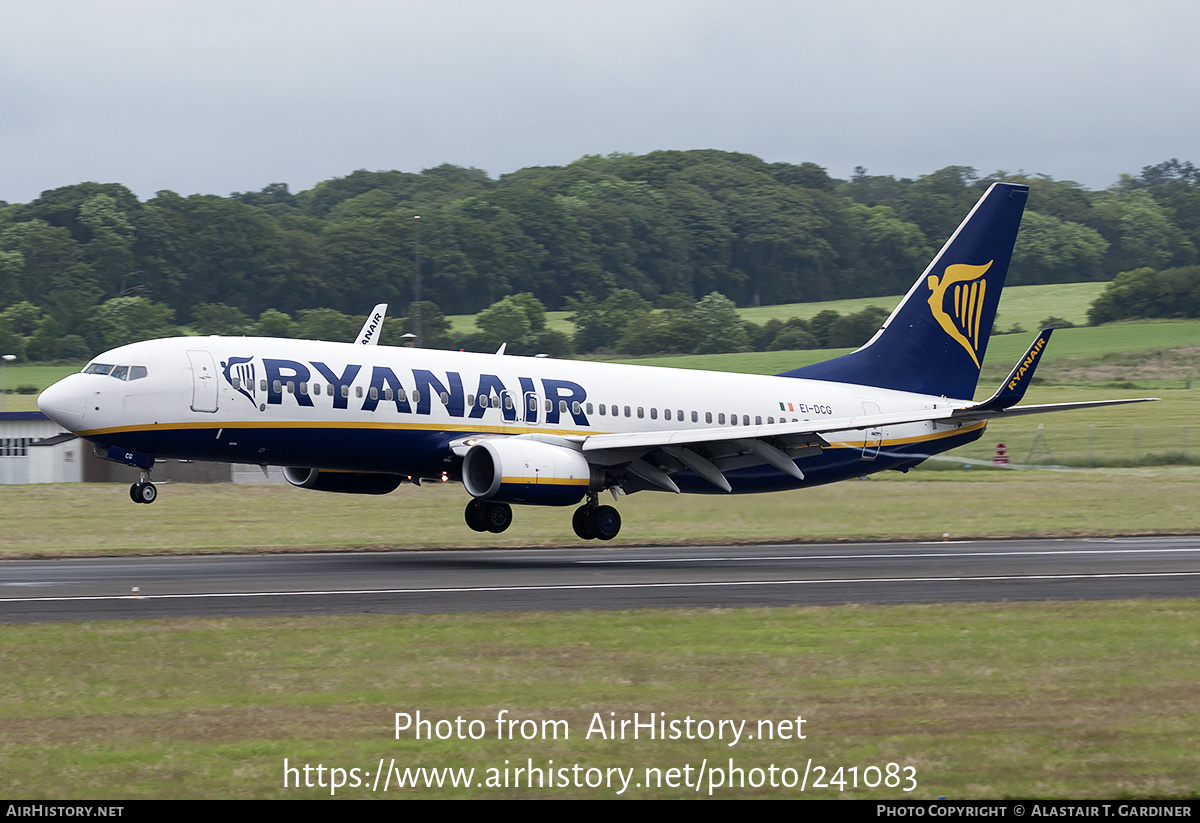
[1,536,1198,623]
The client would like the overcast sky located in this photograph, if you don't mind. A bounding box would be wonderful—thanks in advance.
[2,0,1197,204]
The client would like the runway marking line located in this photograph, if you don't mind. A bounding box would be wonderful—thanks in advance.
[3,571,1200,604]
[575,547,1200,564]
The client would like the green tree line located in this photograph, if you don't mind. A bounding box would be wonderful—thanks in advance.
[1,153,1197,361]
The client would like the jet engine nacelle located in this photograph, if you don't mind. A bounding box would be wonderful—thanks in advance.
[282,467,404,495]
[462,438,602,506]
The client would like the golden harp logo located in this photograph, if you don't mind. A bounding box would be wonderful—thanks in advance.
[926,260,993,368]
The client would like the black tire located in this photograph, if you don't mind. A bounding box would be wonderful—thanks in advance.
[587,505,621,541]
[137,483,158,505]
[572,506,595,540]
[130,483,141,503]
[483,501,512,534]
[464,499,488,532]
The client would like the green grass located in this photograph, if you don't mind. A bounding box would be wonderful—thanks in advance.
[735,281,1109,332]
[2,601,1198,798]
[445,283,1112,340]
[2,468,1197,557]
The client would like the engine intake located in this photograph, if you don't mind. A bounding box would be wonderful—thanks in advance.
[462,439,601,506]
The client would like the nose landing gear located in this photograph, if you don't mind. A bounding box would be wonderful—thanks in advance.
[130,469,158,504]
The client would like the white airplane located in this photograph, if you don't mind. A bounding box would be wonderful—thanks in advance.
[38,183,1153,540]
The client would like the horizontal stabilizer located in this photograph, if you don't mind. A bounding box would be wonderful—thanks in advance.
[951,397,1158,421]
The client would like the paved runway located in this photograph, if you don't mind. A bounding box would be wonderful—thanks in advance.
[2,535,1198,623]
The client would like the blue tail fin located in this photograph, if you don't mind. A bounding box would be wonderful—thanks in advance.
[779,182,1029,400]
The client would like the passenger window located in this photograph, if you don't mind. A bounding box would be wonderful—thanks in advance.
[328,384,334,396]
[545,399,553,412]
[260,379,267,391]
[624,406,631,417]
[768,416,774,424]
[384,387,393,401]
[637,407,644,419]
[664,409,671,421]
[343,386,351,398]
[744,415,751,426]
[274,380,282,393]
[286,381,295,394]
[299,382,309,395]
[528,396,537,411]
[505,395,514,410]
[650,408,657,420]
[467,394,476,407]
[313,384,321,395]
[677,409,684,421]
[559,400,568,414]
[491,395,500,408]
[599,404,606,416]
[355,386,362,398]
[718,413,725,424]
[369,387,378,400]
[231,377,241,390]
[130,366,148,381]
[704,412,711,423]
[412,390,421,404]
[586,403,593,414]
[755,416,762,425]
[572,401,582,415]
[440,391,449,405]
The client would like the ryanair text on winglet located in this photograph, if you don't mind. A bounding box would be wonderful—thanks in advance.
[1007,335,1048,391]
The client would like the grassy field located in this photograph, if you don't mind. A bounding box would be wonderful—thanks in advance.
[2,468,1196,557]
[444,282,1112,340]
[597,319,1200,386]
[1,601,1197,798]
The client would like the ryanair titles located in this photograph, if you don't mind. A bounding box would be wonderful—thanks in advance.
[223,356,590,426]
[1007,335,1048,391]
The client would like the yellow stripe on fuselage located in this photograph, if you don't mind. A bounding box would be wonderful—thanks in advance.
[500,476,589,486]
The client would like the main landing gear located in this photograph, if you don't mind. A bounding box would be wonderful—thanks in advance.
[129,469,158,504]
[465,499,512,533]
[572,495,621,541]
[463,494,623,540]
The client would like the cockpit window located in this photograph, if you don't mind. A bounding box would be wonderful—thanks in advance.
[84,363,114,375]
[129,366,148,380]
[110,365,130,381]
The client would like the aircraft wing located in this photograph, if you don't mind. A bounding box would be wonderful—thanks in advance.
[565,408,959,493]
[356,304,388,345]
[562,393,1154,493]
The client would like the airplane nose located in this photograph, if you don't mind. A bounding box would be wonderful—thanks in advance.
[38,374,87,432]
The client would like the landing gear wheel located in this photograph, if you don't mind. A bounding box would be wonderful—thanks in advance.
[464,499,488,532]
[131,482,158,504]
[482,501,512,534]
[572,505,595,540]
[587,505,621,541]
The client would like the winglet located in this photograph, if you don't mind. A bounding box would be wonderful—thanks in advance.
[356,304,387,345]
[970,328,1053,412]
